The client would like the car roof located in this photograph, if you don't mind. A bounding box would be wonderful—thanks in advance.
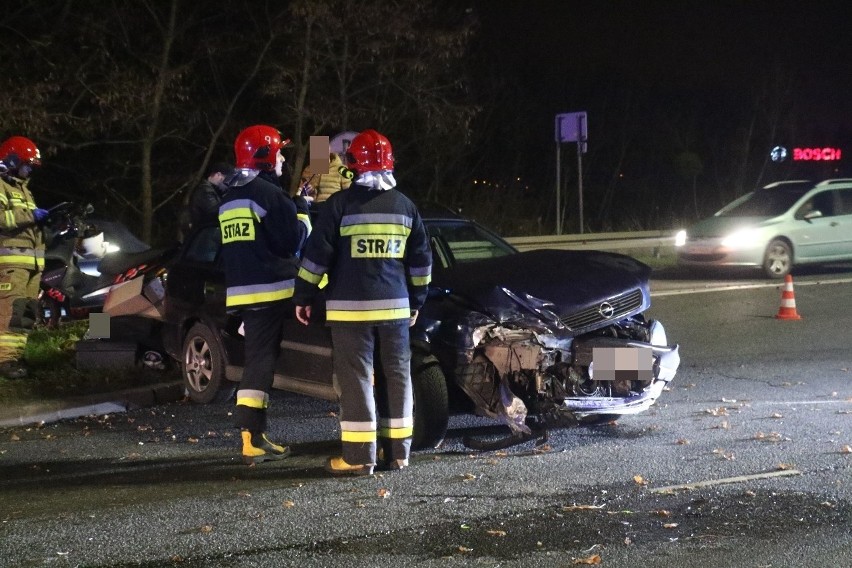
[416,201,464,221]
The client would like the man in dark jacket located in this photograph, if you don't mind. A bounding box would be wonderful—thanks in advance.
[180,162,233,236]
[294,129,432,476]
[218,125,310,464]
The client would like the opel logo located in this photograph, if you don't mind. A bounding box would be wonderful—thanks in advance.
[598,302,615,318]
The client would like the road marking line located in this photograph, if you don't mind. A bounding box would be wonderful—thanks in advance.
[751,400,852,406]
[650,469,802,493]
[651,276,852,297]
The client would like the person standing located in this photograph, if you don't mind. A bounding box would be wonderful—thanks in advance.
[0,136,49,379]
[218,125,311,464]
[182,161,234,235]
[296,152,352,204]
[294,129,432,476]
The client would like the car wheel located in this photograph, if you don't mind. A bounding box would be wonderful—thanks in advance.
[763,239,792,278]
[182,322,232,404]
[411,356,449,450]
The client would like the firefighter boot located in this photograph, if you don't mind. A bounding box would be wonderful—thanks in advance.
[241,430,291,465]
[324,456,374,477]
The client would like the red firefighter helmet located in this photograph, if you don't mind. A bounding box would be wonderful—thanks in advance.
[345,129,394,173]
[233,125,290,170]
[0,136,42,169]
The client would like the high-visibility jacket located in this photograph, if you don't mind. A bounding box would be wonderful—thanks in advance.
[218,171,310,310]
[294,183,432,324]
[0,175,44,270]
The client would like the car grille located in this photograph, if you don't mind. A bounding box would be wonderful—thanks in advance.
[560,288,643,331]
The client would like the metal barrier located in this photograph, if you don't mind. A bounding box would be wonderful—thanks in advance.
[504,230,676,252]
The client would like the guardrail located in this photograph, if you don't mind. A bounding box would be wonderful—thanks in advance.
[504,230,677,252]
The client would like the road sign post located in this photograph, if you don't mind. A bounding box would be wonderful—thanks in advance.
[554,112,588,234]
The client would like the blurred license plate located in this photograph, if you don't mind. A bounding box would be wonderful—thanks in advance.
[592,347,653,381]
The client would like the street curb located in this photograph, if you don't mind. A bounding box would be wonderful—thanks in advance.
[0,381,184,428]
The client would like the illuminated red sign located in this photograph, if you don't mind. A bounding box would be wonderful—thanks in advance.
[793,147,842,161]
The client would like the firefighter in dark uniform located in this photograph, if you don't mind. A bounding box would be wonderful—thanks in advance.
[294,129,432,475]
[0,136,49,379]
[218,125,311,464]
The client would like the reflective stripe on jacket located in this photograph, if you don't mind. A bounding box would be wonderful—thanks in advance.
[293,183,432,324]
[218,173,310,309]
[0,176,44,269]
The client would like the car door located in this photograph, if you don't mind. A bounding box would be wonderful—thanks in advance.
[789,189,845,261]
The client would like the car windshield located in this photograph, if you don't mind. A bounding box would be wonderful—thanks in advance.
[425,219,515,268]
[717,187,810,217]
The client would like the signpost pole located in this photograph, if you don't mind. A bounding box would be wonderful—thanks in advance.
[554,111,587,236]
[555,141,562,235]
[576,113,585,234]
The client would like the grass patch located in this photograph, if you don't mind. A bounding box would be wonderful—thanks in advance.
[0,320,178,406]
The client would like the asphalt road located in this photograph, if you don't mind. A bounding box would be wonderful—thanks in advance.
[1,269,850,567]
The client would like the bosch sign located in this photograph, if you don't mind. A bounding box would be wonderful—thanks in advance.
[792,147,842,161]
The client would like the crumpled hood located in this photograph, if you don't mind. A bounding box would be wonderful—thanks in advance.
[431,249,651,322]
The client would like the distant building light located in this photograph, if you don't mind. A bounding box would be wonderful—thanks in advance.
[793,147,842,161]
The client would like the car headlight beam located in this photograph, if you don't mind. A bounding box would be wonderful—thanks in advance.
[720,228,760,249]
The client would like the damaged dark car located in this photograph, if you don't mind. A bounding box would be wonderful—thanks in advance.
[162,207,680,450]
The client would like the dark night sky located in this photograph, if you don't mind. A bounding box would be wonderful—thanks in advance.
[476,1,852,133]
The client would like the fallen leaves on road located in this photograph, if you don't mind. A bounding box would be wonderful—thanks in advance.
[377,488,391,498]
[651,509,671,517]
[713,448,735,461]
[663,522,679,529]
[840,445,852,454]
[461,473,478,481]
[705,407,729,416]
[754,431,787,442]
[562,504,605,512]
[572,554,601,565]
[282,500,295,508]
[633,475,647,486]
[486,529,507,537]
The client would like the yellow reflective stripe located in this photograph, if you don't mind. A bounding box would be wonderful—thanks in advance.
[236,397,268,409]
[0,194,7,204]
[340,223,411,237]
[218,207,259,223]
[297,212,311,229]
[409,274,431,286]
[225,287,293,307]
[341,430,377,443]
[379,426,413,439]
[4,211,14,227]
[297,266,323,285]
[326,307,410,322]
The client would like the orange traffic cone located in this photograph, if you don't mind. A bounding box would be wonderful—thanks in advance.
[775,274,802,320]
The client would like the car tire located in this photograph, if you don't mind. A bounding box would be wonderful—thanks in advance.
[181,322,233,404]
[411,356,449,450]
[763,239,792,279]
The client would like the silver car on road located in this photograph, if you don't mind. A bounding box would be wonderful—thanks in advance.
[675,178,852,278]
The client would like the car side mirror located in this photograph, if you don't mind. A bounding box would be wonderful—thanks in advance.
[803,210,823,221]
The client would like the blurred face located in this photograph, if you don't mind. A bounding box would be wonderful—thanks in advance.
[274,149,285,177]
[18,164,33,179]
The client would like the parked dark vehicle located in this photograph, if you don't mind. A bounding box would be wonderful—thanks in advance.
[162,207,680,449]
[39,202,169,325]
